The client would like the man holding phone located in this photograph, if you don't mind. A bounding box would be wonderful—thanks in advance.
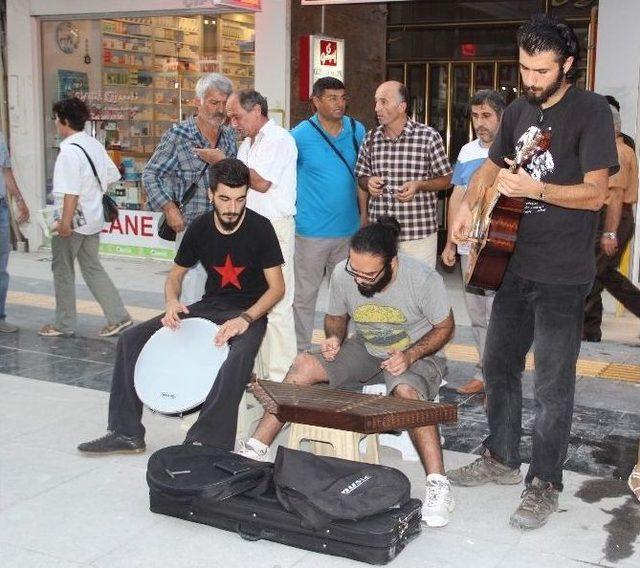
[355,81,452,267]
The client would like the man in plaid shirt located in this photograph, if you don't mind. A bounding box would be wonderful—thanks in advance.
[143,73,237,303]
[355,81,452,267]
[143,73,237,229]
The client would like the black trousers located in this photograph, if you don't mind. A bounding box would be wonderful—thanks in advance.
[584,204,640,339]
[107,299,267,450]
[483,270,591,490]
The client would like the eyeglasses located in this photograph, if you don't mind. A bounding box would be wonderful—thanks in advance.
[344,257,386,283]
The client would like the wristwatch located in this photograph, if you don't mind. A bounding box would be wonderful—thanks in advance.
[602,232,617,240]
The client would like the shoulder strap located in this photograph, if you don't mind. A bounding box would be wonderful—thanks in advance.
[306,118,356,180]
[349,116,359,156]
[69,142,101,189]
[180,163,209,209]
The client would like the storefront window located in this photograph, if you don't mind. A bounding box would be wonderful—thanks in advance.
[42,13,254,207]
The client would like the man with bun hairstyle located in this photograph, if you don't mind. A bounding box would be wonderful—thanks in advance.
[237,216,457,528]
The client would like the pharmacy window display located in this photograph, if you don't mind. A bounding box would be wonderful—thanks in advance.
[41,13,255,259]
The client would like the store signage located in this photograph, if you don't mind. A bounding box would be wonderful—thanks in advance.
[100,210,175,260]
[183,0,261,9]
[299,35,345,100]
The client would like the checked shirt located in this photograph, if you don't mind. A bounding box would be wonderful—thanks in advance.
[142,116,237,225]
[355,118,451,241]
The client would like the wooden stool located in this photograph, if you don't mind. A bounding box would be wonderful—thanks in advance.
[288,423,380,464]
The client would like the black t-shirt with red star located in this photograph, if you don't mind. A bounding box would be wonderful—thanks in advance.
[174,209,284,309]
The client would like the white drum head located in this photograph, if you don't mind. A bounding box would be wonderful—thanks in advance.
[134,318,229,414]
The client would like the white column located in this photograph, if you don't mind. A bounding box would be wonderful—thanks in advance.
[595,0,640,285]
[254,0,291,127]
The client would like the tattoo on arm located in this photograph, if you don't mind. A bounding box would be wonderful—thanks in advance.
[404,312,455,364]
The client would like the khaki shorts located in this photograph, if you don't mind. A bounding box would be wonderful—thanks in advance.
[315,337,445,401]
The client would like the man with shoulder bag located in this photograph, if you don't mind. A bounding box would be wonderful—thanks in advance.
[39,97,131,338]
[143,73,237,304]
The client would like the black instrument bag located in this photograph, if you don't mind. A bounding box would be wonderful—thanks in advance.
[147,445,422,565]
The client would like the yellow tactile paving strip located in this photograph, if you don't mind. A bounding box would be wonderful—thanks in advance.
[311,329,639,383]
[7,291,162,323]
[8,294,639,383]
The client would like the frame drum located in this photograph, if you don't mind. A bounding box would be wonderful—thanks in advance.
[134,318,229,415]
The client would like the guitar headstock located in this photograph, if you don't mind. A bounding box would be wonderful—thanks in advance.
[514,127,553,170]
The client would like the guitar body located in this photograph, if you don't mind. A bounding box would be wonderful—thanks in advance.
[465,194,525,290]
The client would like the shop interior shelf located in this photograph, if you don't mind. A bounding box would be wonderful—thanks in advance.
[102,46,152,54]
[102,30,152,40]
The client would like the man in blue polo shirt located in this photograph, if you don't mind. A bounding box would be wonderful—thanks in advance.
[291,77,366,351]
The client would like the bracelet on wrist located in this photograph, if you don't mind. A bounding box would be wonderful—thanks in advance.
[538,182,547,201]
[239,312,254,324]
[602,232,617,240]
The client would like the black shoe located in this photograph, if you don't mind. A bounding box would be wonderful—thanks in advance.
[581,332,601,342]
[78,431,145,455]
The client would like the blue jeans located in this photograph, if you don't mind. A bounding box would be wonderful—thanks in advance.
[483,269,591,490]
[0,200,9,321]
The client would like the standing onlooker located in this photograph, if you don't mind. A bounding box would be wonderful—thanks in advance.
[582,97,640,341]
[227,90,298,381]
[39,98,131,338]
[355,80,452,267]
[441,90,505,394]
[0,132,30,333]
[143,73,236,305]
[291,77,366,352]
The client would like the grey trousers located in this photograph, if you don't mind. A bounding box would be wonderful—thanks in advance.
[293,234,350,352]
[460,255,495,379]
[51,232,130,333]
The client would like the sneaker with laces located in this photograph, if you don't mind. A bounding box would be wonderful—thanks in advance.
[0,320,19,333]
[78,431,145,455]
[422,473,455,527]
[510,477,559,530]
[235,438,272,462]
[99,319,133,337]
[446,451,522,487]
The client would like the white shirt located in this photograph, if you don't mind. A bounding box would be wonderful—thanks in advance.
[237,119,297,220]
[52,131,120,235]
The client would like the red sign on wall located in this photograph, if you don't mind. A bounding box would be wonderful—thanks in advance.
[299,35,345,100]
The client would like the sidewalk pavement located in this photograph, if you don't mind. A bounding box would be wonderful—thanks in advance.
[0,251,638,567]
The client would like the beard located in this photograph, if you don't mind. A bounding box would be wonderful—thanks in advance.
[357,262,393,298]
[214,205,244,232]
[523,68,565,105]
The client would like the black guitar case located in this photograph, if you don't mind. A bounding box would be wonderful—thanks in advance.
[147,445,422,565]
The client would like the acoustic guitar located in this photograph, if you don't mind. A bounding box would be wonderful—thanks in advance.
[464,127,553,290]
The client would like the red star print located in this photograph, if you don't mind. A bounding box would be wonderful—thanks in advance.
[213,254,245,289]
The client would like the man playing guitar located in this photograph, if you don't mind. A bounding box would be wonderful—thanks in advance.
[446,14,618,531]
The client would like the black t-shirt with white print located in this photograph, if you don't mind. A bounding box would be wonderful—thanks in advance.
[489,87,619,285]
[174,209,284,309]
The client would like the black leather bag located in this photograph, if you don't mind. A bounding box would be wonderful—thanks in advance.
[102,193,119,223]
[156,166,208,242]
[70,142,120,224]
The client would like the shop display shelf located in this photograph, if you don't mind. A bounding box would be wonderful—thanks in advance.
[102,31,152,40]
[102,46,152,54]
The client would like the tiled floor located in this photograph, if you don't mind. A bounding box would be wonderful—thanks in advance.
[1,251,638,567]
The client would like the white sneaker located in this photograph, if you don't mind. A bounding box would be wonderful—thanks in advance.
[235,438,272,462]
[422,473,455,527]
